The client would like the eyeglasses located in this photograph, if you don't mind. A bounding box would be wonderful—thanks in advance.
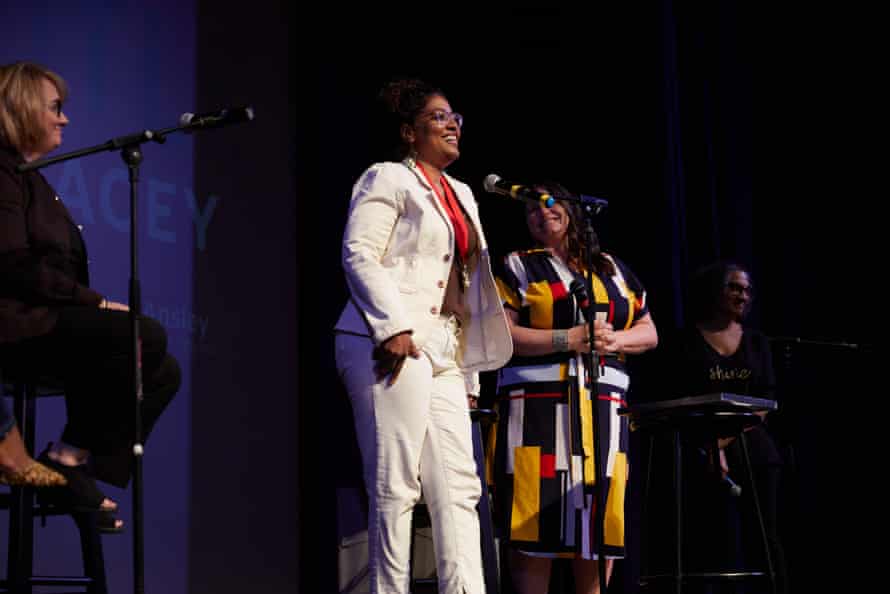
[47,100,64,117]
[419,110,463,128]
[726,281,754,296]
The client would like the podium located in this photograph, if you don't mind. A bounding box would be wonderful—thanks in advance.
[619,393,778,594]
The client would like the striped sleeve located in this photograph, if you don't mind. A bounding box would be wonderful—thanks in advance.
[610,255,649,322]
[495,252,527,311]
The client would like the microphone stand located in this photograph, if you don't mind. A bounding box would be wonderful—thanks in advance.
[560,192,610,591]
[19,119,202,594]
[768,335,865,351]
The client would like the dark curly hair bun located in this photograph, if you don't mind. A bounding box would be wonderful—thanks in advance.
[377,78,440,122]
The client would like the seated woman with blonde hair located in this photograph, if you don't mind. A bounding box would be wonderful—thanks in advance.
[0,61,181,531]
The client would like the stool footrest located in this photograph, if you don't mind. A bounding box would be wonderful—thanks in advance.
[642,570,767,582]
[0,575,96,589]
[2,575,95,585]
[0,493,98,518]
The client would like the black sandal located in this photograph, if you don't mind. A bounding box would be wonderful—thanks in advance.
[36,452,124,534]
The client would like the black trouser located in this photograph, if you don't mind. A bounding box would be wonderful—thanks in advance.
[4,306,181,487]
[725,432,788,594]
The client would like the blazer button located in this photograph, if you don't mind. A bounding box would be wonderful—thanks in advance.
[430,306,439,315]
[437,280,445,288]
[443,254,450,262]
[54,196,60,201]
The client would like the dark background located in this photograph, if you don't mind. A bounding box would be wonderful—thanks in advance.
[296,3,875,594]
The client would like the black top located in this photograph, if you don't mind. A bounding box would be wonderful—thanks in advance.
[674,326,775,401]
[0,144,102,344]
[673,325,782,465]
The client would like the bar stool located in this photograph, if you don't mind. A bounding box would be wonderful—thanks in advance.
[409,408,499,594]
[620,393,777,594]
[0,372,108,594]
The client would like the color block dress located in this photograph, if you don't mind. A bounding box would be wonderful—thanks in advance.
[488,249,648,559]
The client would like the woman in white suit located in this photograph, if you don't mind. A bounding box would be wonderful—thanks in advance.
[334,78,513,594]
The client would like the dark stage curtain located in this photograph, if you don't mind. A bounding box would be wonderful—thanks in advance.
[297,3,873,592]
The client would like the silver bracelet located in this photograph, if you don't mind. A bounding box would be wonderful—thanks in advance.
[552,329,569,352]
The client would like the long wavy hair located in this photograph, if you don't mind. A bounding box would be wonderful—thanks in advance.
[534,180,614,277]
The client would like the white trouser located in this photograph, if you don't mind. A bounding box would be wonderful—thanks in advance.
[335,316,485,594]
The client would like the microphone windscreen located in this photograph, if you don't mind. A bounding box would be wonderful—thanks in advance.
[569,279,588,299]
[235,106,255,123]
[483,174,501,193]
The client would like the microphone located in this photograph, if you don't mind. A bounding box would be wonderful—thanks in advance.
[722,474,743,497]
[696,447,742,497]
[569,279,589,324]
[179,106,255,132]
[569,279,590,309]
[483,174,555,208]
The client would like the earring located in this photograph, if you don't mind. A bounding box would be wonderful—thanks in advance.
[405,146,417,168]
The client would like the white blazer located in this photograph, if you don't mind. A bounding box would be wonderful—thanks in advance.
[334,160,513,391]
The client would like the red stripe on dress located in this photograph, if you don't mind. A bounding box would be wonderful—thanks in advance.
[550,281,568,300]
[502,392,563,400]
[540,454,556,478]
[598,394,627,406]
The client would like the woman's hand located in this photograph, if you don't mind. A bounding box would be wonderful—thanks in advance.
[372,332,421,386]
[718,446,731,477]
[591,320,619,355]
[568,321,619,354]
[567,325,592,353]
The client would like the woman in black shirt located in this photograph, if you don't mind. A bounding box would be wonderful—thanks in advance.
[0,61,181,532]
[674,261,786,593]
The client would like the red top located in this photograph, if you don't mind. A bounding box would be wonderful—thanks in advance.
[417,162,469,260]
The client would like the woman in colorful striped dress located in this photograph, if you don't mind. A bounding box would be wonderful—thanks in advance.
[489,185,658,594]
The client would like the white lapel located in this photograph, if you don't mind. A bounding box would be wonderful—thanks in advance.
[444,170,486,250]
[401,158,454,232]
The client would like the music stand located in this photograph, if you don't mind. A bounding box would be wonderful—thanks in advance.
[619,393,778,594]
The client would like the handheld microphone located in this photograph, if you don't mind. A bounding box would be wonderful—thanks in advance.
[696,447,742,497]
[569,279,589,324]
[722,474,743,497]
[569,279,590,309]
[483,174,555,208]
[179,106,255,132]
